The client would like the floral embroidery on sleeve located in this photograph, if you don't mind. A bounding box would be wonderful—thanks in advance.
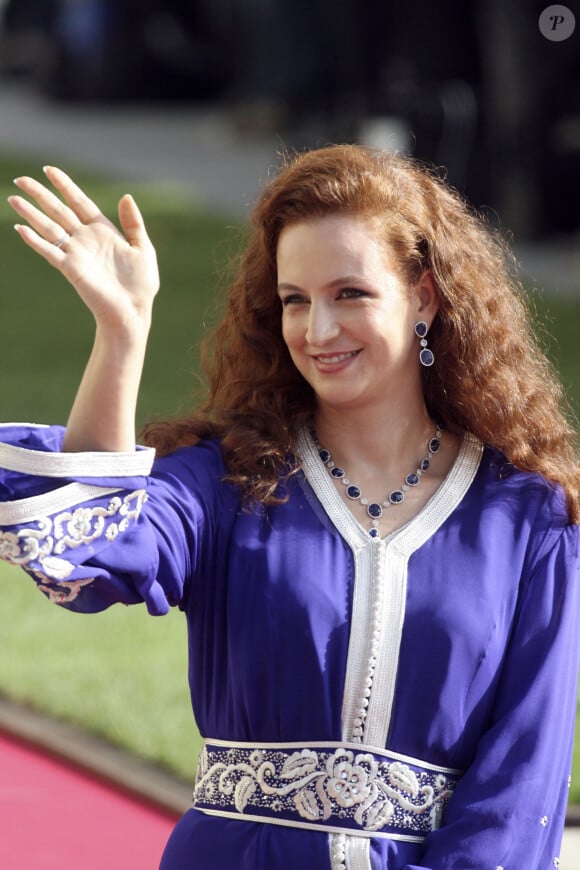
[37,576,96,604]
[0,489,147,601]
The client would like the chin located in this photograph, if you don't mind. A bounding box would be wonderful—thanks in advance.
[315,391,368,412]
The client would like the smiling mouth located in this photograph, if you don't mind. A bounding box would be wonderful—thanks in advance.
[313,350,362,364]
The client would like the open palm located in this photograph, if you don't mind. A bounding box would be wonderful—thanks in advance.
[9,167,159,330]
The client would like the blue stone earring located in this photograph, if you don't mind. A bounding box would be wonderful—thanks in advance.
[415,321,435,367]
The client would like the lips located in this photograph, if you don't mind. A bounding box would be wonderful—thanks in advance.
[313,350,361,364]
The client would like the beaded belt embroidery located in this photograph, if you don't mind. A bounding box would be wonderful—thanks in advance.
[193,739,462,842]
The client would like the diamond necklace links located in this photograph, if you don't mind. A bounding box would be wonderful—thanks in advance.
[316,425,442,538]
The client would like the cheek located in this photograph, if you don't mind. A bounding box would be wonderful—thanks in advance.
[281,312,302,350]
[358,311,387,346]
[370,305,411,349]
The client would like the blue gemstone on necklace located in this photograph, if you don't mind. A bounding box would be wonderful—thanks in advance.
[316,424,441,528]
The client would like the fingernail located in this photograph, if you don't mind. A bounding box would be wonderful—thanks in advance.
[13,177,21,184]
[42,165,52,174]
[14,224,22,231]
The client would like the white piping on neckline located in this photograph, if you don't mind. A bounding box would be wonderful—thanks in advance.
[298,429,483,870]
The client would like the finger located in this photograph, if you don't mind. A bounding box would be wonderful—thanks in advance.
[43,165,103,225]
[8,194,72,246]
[13,175,82,234]
[118,194,151,248]
[14,223,67,270]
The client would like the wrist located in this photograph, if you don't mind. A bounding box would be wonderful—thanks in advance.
[94,312,152,353]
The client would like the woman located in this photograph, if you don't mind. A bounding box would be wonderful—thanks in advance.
[1,145,579,869]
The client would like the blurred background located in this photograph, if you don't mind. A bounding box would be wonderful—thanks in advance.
[0,0,579,239]
[0,0,580,849]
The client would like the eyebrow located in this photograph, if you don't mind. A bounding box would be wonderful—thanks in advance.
[277,276,367,293]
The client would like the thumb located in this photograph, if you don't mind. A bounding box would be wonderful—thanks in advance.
[118,194,151,248]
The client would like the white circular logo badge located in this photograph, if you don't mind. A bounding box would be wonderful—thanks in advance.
[539,5,576,41]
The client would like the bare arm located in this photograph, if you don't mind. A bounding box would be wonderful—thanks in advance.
[8,166,159,452]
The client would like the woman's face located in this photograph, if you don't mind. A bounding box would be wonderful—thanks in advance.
[276,214,437,416]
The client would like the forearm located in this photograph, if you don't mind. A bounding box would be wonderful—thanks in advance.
[7,167,160,452]
[63,320,151,453]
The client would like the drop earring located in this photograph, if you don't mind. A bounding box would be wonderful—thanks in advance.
[414,321,435,367]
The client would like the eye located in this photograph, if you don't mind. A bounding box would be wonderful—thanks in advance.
[279,293,308,306]
[338,287,368,299]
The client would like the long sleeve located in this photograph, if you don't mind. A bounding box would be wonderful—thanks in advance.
[0,423,229,616]
[409,520,580,869]
[3,423,580,869]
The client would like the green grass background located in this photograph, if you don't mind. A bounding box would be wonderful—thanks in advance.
[0,155,579,798]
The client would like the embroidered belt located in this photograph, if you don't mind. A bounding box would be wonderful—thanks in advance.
[193,739,462,842]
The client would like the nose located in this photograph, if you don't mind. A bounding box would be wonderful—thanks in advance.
[306,300,340,346]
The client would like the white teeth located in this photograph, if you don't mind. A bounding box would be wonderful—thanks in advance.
[316,351,358,364]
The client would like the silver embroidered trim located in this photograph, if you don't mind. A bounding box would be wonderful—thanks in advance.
[298,429,483,868]
[346,837,371,870]
[0,427,155,478]
[298,430,483,750]
[366,435,483,752]
[194,808,425,844]
[0,489,147,594]
[0,483,123,526]
[193,741,460,841]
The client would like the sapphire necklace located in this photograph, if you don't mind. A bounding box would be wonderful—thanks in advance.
[316,425,442,538]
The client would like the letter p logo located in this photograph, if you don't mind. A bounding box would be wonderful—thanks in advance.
[539,5,576,41]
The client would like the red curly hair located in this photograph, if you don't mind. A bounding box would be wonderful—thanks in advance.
[143,145,579,522]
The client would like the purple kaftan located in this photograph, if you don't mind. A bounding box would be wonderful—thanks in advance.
[0,422,579,870]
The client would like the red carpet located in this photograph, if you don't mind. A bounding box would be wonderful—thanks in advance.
[0,731,178,869]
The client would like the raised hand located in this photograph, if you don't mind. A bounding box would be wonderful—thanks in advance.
[8,166,159,334]
[7,167,161,452]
